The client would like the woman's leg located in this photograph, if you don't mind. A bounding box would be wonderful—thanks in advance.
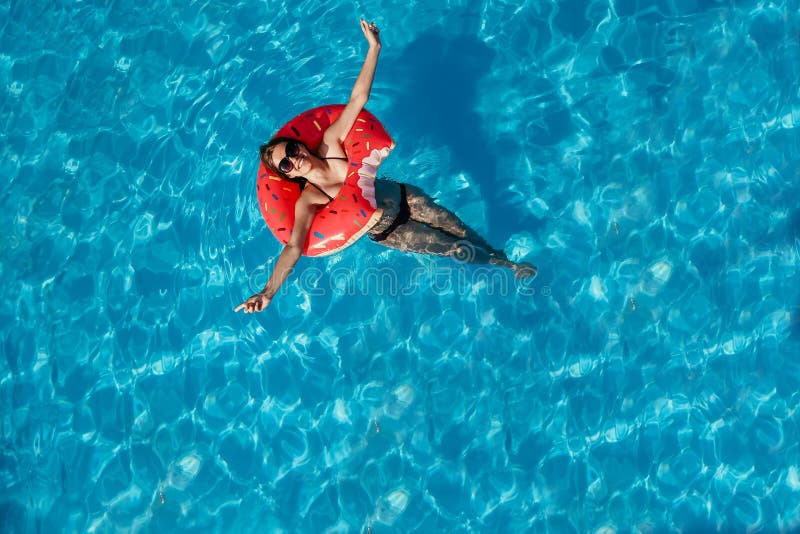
[369,181,537,278]
[403,184,508,259]
[374,220,536,278]
[375,219,495,262]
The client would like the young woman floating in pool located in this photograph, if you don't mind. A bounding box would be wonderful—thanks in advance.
[236,19,536,314]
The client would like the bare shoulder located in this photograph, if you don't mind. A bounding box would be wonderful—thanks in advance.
[318,133,347,159]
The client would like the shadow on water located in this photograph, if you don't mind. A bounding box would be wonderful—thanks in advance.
[382,29,566,247]
[382,31,501,222]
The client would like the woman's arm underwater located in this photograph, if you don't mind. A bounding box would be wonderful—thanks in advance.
[235,195,319,313]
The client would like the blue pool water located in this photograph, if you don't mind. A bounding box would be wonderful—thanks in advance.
[2,0,800,531]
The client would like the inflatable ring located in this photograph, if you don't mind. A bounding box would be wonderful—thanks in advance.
[256,105,395,257]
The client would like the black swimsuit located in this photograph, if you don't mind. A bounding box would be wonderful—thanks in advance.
[369,184,411,242]
[304,180,335,202]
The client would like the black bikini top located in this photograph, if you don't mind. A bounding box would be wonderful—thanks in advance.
[299,156,347,203]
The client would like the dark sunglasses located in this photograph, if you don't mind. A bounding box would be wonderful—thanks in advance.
[277,140,300,174]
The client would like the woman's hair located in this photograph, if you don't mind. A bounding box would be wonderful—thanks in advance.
[259,137,307,183]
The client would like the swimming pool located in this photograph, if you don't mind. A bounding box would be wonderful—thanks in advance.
[1,0,799,531]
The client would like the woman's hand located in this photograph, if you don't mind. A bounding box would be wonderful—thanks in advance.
[360,18,381,49]
[234,292,272,314]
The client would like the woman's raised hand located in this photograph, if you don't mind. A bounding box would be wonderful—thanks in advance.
[360,18,381,49]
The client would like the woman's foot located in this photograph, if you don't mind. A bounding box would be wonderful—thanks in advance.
[511,262,537,279]
[488,257,537,278]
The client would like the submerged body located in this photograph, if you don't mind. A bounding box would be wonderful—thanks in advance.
[369,180,518,266]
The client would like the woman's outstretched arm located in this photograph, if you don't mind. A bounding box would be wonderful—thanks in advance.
[320,19,382,153]
[235,195,319,313]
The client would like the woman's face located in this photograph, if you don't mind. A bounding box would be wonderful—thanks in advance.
[271,140,310,176]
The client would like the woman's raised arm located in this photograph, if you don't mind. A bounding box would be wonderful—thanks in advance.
[321,19,382,152]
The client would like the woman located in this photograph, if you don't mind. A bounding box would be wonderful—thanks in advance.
[236,20,536,314]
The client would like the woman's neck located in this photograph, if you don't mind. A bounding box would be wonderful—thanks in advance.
[304,153,344,186]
